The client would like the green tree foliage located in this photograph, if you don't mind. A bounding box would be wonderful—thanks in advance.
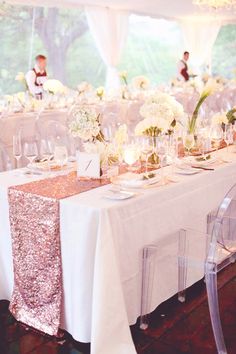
[212,24,236,78]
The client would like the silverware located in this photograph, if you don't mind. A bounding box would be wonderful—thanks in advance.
[191,165,215,171]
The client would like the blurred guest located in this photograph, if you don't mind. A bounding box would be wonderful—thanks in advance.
[26,55,48,99]
[177,51,190,81]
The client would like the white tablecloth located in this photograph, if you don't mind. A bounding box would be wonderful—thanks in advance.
[1,147,236,354]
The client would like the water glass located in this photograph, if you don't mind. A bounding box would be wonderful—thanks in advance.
[54,145,68,169]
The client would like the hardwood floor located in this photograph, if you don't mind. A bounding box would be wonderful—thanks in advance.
[1,262,236,354]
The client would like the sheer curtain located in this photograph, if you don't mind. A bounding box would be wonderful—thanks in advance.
[180,19,222,74]
[85,6,129,89]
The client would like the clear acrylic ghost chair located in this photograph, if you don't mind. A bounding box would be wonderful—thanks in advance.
[140,184,236,354]
[36,119,74,156]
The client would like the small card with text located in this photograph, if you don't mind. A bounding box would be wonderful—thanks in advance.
[77,151,100,178]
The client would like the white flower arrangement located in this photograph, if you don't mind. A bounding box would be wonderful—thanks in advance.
[136,91,184,136]
[69,106,102,141]
[77,81,93,95]
[212,112,228,126]
[43,79,65,95]
[201,78,220,97]
[132,75,150,90]
[15,72,28,91]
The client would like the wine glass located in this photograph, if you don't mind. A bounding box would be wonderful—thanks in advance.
[13,134,22,169]
[24,141,38,171]
[40,139,54,171]
[167,136,178,176]
[140,137,153,174]
[224,124,233,153]
[210,125,223,155]
[156,137,167,185]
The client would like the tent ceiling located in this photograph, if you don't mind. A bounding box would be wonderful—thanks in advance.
[6,0,236,22]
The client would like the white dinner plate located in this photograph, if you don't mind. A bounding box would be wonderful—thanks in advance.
[175,167,201,175]
[28,161,75,172]
[111,172,161,189]
[186,156,218,168]
[103,190,135,200]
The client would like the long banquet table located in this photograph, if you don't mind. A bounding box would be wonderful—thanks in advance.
[1,146,236,354]
[0,101,143,168]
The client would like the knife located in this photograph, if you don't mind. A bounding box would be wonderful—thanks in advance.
[191,165,215,171]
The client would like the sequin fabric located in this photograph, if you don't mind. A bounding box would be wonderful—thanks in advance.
[8,171,110,335]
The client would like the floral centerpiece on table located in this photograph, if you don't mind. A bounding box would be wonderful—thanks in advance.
[77,81,93,96]
[132,75,150,90]
[188,78,219,135]
[43,79,66,95]
[15,72,29,92]
[136,91,184,135]
[69,106,103,142]
[135,92,184,164]
[69,105,125,169]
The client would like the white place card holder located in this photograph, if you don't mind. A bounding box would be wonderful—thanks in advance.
[77,151,100,178]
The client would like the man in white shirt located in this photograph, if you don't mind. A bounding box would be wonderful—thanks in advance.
[25,54,48,99]
[177,51,190,81]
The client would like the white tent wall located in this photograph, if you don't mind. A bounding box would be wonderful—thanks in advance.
[85,6,129,89]
[180,18,222,74]
[1,1,236,92]
[6,0,236,23]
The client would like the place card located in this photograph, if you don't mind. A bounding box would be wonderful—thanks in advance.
[77,151,100,178]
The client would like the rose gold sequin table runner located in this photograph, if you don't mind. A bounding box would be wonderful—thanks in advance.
[8,171,110,335]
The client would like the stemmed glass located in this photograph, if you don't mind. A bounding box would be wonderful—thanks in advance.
[167,135,178,177]
[140,137,153,174]
[24,141,38,172]
[156,136,167,185]
[13,134,22,169]
[224,124,233,153]
[40,139,54,171]
[210,125,223,156]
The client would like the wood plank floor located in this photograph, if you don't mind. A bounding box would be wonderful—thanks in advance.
[1,262,236,354]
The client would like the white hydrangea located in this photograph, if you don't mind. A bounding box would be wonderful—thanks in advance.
[135,116,170,136]
[136,91,184,136]
[77,81,93,94]
[43,79,65,95]
[69,106,100,141]
[132,75,150,90]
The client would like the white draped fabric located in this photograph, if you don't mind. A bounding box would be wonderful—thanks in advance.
[85,6,129,89]
[180,19,222,73]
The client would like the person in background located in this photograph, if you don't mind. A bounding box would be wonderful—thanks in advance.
[25,54,48,99]
[177,51,190,81]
